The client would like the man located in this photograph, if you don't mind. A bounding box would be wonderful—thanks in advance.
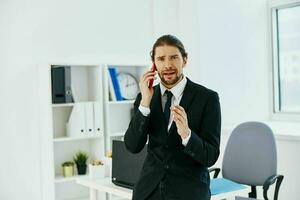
[124,35,221,200]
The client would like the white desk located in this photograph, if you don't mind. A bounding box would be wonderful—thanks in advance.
[77,177,250,200]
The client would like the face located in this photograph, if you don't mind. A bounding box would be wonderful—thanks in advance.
[154,45,187,89]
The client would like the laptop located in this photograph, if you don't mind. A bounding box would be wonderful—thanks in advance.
[112,140,148,189]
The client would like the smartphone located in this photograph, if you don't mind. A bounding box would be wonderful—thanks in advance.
[148,63,157,88]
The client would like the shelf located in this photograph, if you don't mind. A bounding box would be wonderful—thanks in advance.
[52,101,100,107]
[64,197,89,200]
[109,132,125,137]
[108,100,135,105]
[52,103,75,107]
[109,196,128,200]
[53,135,103,142]
[55,174,89,183]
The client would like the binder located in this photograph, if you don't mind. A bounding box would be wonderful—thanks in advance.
[66,103,86,137]
[85,102,94,134]
[93,102,102,135]
[66,102,102,137]
[51,66,73,103]
[108,67,123,101]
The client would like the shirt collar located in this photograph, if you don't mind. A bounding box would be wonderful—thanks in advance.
[160,75,187,99]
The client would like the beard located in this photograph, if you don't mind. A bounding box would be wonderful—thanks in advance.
[158,69,183,87]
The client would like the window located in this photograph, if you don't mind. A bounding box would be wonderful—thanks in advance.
[271,2,300,115]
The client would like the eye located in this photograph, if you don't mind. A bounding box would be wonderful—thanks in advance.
[157,57,164,61]
[171,55,179,60]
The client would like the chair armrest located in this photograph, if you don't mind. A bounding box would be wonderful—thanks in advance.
[208,168,221,178]
[263,174,284,200]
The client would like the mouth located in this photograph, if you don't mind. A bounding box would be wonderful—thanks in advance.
[163,70,176,76]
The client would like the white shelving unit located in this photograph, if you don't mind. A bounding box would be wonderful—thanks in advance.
[50,64,106,200]
[102,64,148,153]
[39,63,149,200]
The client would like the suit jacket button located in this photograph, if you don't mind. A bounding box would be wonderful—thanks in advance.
[165,165,169,169]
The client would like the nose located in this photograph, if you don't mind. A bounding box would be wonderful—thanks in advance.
[163,59,172,70]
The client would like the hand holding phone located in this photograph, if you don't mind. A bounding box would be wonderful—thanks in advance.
[140,64,156,107]
[148,63,157,88]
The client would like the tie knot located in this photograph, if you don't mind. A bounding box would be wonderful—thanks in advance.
[164,90,173,99]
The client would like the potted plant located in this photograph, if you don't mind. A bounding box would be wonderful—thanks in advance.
[73,151,89,175]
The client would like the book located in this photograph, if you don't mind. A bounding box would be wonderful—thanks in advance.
[108,67,123,101]
[107,70,117,101]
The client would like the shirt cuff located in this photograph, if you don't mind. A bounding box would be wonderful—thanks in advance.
[181,130,191,146]
[138,105,150,116]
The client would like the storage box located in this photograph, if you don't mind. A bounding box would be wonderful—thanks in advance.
[89,164,105,179]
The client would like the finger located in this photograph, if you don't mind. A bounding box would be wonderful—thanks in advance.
[172,112,185,124]
[140,72,155,82]
[140,74,156,84]
[171,107,186,119]
[171,107,183,115]
[144,76,156,83]
[143,70,157,79]
[173,116,185,132]
[173,105,186,113]
[142,73,156,82]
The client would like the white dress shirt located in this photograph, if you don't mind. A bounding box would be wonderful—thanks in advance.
[138,75,191,146]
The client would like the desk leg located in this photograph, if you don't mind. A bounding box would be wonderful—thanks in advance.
[90,188,97,200]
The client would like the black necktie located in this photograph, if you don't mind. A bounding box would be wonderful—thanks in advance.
[163,90,173,124]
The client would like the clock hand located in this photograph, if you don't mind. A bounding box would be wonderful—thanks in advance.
[127,83,136,87]
[126,77,129,87]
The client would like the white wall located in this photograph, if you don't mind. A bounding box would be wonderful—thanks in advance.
[1,0,299,199]
[154,0,300,199]
[177,0,300,199]
[182,0,271,126]
[0,0,154,200]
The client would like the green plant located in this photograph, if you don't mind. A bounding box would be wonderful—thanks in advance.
[73,151,89,166]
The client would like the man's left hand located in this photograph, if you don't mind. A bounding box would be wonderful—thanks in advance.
[171,105,191,139]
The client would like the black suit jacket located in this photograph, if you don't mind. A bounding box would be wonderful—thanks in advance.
[124,78,221,200]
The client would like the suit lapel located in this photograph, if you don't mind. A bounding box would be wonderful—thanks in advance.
[168,78,197,136]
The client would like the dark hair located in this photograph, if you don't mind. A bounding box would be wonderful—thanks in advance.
[150,35,188,62]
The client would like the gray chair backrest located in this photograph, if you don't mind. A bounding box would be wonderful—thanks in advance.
[222,122,277,186]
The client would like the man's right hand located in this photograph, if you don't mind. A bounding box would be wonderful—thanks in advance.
[139,70,157,107]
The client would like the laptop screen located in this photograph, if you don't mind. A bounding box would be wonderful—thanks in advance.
[112,140,148,189]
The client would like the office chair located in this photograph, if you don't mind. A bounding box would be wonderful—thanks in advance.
[209,121,284,200]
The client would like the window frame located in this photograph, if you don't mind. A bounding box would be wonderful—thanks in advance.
[269,0,300,121]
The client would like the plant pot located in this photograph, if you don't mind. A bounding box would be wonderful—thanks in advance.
[62,162,75,177]
[76,164,87,175]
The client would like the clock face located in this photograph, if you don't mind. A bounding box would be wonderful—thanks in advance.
[117,72,139,100]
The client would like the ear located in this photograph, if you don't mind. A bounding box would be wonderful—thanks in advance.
[182,57,187,68]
